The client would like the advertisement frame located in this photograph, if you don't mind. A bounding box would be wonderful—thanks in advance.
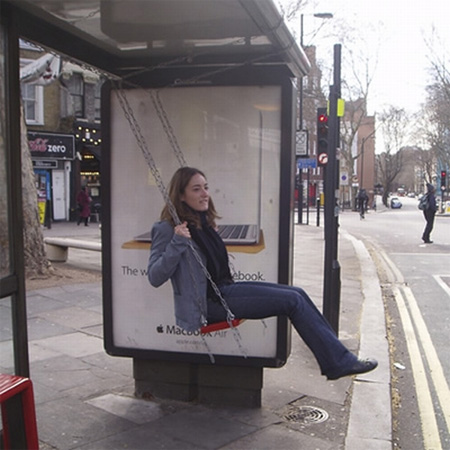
[102,70,296,368]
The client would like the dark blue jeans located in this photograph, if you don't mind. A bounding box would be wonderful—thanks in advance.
[422,210,436,241]
[207,281,357,378]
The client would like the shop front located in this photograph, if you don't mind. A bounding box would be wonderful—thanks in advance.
[28,131,75,223]
[74,122,102,222]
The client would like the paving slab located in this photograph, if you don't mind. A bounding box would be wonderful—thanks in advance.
[18,221,393,450]
[32,332,103,358]
[36,396,135,450]
[86,393,165,424]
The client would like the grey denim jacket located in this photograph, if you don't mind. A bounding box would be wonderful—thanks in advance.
[147,220,208,332]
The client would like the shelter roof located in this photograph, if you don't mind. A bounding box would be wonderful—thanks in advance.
[7,0,310,79]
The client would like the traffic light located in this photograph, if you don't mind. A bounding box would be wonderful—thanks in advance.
[317,107,328,166]
[441,170,447,190]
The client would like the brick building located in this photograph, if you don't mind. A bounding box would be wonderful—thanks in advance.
[21,40,103,223]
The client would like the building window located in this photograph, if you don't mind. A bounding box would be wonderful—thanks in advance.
[67,73,84,118]
[21,83,44,125]
[94,80,102,120]
[20,56,45,125]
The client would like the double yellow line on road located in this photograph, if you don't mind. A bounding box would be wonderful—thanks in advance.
[381,251,450,450]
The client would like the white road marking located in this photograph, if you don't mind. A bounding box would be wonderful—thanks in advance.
[390,253,450,257]
[433,274,450,297]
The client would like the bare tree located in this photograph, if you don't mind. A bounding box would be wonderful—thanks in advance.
[0,57,49,277]
[417,146,436,185]
[328,19,381,207]
[0,131,49,279]
[412,109,440,189]
[406,29,450,197]
[422,27,450,170]
[20,102,51,278]
[422,84,450,170]
[276,0,309,24]
[19,52,62,278]
[377,106,409,206]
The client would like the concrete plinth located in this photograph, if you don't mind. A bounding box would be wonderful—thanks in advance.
[44,243,68,262]
[134,359,263,408]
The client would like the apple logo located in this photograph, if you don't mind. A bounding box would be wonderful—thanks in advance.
[157,324,164,333]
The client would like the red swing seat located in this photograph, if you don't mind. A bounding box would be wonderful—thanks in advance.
[200,319,246,334]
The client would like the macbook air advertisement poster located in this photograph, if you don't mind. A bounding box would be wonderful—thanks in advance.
[106,85,287,361]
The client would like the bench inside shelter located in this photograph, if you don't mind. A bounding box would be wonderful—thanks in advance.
[44,237,101,262]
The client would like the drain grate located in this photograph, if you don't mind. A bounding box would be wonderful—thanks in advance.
[283,405,329,424]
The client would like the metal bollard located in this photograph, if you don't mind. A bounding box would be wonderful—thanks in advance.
[316,197,320,227]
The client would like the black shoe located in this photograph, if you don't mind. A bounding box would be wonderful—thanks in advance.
[422,238,433,243]
[327,358,378,380]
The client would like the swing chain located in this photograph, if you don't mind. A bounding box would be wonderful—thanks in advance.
[149,90,187,167]
[113,81,247,359]
[114,82,180,225]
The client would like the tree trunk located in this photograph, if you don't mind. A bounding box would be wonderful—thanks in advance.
[20,103,51,278]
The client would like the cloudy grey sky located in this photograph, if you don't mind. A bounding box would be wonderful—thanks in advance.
[280,0,450,116]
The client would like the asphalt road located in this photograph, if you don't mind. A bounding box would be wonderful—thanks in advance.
[339,196,450,450]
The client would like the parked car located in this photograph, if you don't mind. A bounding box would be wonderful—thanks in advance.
[390,197,402,209]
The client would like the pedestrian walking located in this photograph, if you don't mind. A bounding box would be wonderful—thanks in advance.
[421,183,437,243]
[76,185,92,226]
[357,189,369,219]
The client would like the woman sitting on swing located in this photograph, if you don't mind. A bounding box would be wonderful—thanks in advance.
[148,167,377,380]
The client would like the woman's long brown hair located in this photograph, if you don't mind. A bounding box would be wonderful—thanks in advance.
[160,167,220,228]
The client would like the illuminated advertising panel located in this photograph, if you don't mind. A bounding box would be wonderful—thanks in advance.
[103,84,293,366]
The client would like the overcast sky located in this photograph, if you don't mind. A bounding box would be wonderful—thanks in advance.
[280,0,450,116]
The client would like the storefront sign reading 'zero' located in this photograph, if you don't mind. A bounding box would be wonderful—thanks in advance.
[28,132,75,160]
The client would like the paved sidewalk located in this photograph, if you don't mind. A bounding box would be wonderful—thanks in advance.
[14,221,391,449]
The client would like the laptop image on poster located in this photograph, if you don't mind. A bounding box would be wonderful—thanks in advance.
[216,177,261,245]
[134,221,259,246]
[216,112,263,245]
[134,112,264,246]
[134,212,260,245]
[216,223,259,245]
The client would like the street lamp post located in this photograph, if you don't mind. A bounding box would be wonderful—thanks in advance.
[298,12,333,130]
[297,12,333,225]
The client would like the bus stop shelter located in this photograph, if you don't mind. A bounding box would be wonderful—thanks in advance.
[1,0,310,407]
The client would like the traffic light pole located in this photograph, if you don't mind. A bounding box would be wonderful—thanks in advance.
[441,170,447,212]
[297,171,303,224]
[323,44,341,334]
